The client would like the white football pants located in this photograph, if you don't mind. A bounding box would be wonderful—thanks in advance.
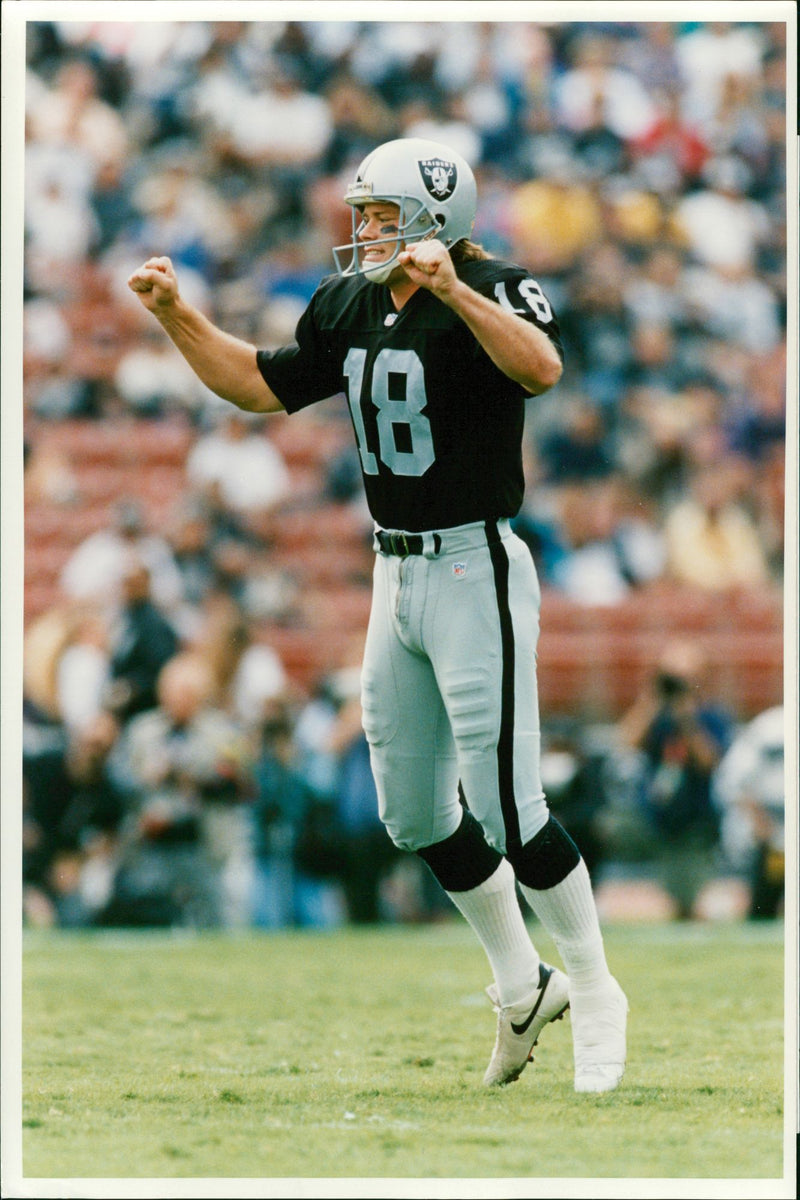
[360,518,550,854]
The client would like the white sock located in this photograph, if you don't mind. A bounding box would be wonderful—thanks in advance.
[519,859,613,997]
[447,858,540,1007]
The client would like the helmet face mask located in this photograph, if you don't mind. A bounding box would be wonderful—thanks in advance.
[332,138,477,284]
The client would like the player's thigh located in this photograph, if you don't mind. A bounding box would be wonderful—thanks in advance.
[432,534,546,850]
[361,578,461,851]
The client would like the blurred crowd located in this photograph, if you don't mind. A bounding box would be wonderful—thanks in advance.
[21,19,788,930]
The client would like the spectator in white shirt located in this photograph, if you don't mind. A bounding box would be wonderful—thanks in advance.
[60,500,185,614]
[553,32,657,142]
[186,413,290,516]
[672,155,770,272]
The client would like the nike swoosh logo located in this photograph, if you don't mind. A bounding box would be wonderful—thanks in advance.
[510,967,553,1035]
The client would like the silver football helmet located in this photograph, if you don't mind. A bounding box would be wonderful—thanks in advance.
[332,137,477,284]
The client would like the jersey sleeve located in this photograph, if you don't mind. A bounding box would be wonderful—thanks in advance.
[469,260,564,364]
[256,289,341,414]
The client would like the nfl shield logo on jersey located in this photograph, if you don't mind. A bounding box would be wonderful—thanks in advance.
[453,561,467,578]
[419,157,457,201]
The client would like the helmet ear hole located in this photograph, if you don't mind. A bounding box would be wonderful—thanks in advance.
[431,210,450,241]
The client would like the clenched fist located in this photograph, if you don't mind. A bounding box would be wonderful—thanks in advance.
[397,239,458,299]
[127,256,180,313]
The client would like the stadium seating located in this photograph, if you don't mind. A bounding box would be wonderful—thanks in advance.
[536,613,783,718]
[22,418,785,719]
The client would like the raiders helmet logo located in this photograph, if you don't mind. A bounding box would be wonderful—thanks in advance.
[418,157,457,201]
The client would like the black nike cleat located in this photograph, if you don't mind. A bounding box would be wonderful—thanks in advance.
[482,962,570,1087]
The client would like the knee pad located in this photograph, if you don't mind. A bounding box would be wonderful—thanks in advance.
[416,807,502,893]
[506,816,581,890]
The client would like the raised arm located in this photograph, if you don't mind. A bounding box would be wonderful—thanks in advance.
[127,256,283,413]
[397,242,563,396]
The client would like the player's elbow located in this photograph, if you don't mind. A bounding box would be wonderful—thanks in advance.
[523,351,563,395]
[540,353,564,391]
[223,372,285,414]
[242,389,285,414]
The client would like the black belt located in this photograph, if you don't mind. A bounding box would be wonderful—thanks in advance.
[376,530,442,558]
[376,522,504,558]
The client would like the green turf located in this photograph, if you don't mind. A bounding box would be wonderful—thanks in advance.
[16,920,788,1186]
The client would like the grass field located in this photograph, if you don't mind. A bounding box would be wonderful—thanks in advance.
[9,919,792,1196]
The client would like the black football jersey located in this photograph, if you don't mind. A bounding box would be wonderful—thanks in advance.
[256,257,563,532]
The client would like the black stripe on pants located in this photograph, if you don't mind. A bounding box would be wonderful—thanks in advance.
[485,520,521,848]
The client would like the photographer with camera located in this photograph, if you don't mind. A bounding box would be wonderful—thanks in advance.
[617,639,735,919]
[109,653,253,928]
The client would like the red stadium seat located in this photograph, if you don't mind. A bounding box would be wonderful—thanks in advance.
[30,418,194,471]
[269,414,351,469]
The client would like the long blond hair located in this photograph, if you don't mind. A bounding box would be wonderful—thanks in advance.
[451,238,491,264]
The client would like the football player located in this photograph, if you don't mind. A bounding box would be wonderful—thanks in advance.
[129,137,628,1092]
